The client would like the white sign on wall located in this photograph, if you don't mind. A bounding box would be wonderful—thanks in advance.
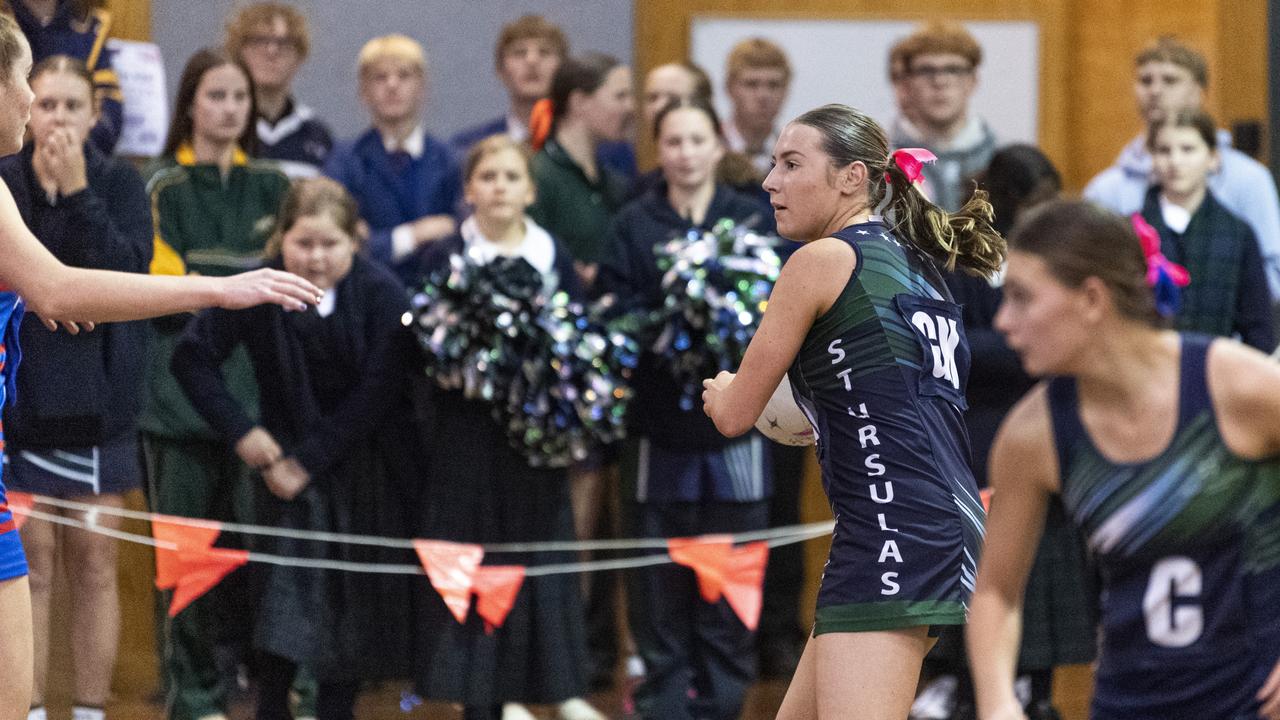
[108,39,169,158]
[691,18,1040,145]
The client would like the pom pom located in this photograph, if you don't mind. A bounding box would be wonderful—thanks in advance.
[648,218,784,410]
[410,253,636,467]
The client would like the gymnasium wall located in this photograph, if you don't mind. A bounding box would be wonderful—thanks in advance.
[145,0,634,141]
[634,0,1270,191]
[115,1,1270,190]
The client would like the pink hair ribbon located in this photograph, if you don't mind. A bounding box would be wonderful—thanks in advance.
[890,148,938,184]
[1130,214,1190,317]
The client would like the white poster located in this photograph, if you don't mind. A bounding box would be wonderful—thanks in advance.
[108,38,169,158]
[691,18,1040,145]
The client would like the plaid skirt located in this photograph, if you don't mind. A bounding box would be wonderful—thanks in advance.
[1016,497,1098,669]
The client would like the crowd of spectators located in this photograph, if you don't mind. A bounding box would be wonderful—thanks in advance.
[7,3,1278,720]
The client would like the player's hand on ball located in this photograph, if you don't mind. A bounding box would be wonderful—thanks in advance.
[219,268,323,312]
[701,371,735,420]
[1256,657,1280,719]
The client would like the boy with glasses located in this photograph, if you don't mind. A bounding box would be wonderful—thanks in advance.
[226,2,333,178]
[888,22,995,212]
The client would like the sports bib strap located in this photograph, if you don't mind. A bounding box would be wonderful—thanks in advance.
[1177,333,1214,430]
[1045,376,1082,488]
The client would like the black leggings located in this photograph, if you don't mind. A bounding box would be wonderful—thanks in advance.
[256,652,360,720]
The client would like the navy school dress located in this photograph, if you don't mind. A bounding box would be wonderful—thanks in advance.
[411,223,592,705]
[171,255,421,681]
[786,221,984,634]
[1047,334,1280,720]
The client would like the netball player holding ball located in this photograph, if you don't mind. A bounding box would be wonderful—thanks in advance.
[0,17,321,720]
[701,103,1004,718]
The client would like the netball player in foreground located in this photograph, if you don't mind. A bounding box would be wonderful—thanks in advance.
[967,200,1280,720]
[0,16,321,720]
[701,103,1004,718]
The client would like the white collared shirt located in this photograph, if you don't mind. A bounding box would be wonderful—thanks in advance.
[723,120,777,176]
[381,123,426,159]
[460,215,557,280]
[506,113,530,144]
[1159,195,1193,234]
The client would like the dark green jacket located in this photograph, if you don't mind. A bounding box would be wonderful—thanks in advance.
[140,145,290,439]
[528,138,627,265]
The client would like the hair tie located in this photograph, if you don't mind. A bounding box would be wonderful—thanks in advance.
[1130,213,1190,317]
[887,147,937,185]
[529,98,554,151]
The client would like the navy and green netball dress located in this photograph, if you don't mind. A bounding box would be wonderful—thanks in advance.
[788,221,984,634]
[0,290,25,580]
[1048,334,1280,720]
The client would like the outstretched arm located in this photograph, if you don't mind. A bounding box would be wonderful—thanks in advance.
[701,236,855,437]
[0,181,319,321]
[968,385,1058,720]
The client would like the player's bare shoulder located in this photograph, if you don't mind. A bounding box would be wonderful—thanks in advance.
[1206,339,1280,458]
[990,382,1059,493]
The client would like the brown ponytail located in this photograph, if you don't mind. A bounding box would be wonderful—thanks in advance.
[882,160,1004,277]
[793,104,1006,279]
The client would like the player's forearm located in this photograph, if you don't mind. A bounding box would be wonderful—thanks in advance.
[25,265,222,322]
[967,586,1025,718]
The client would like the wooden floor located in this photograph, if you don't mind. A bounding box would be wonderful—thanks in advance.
[35,480,1096,720]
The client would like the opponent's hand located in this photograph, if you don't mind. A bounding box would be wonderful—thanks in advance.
[1256,656,1280,719]
[37,315,94,334]
[218,268,322,312]
[262,457,310,501]
[235,426,282,470]
[701,370,735,423]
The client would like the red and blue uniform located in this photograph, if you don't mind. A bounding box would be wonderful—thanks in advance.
[0,289,27,580]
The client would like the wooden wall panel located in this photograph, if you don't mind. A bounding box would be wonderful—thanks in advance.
[635,0,1268,191]
[103,0,149,41]
[1215,0,1269,160]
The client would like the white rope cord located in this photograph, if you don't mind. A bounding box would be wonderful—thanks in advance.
[21,492,833,553]
[10,504,834,578]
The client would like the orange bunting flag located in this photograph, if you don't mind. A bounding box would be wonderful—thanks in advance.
[472,565,526,633]
[668,536,769,631]
[980,488,993,513]
[6,490,33,530]
[413,539,484,624]
[152,517,248,617]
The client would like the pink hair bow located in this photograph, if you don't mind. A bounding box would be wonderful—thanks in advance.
[1130,214,1189,317]
[890,148,938,184]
